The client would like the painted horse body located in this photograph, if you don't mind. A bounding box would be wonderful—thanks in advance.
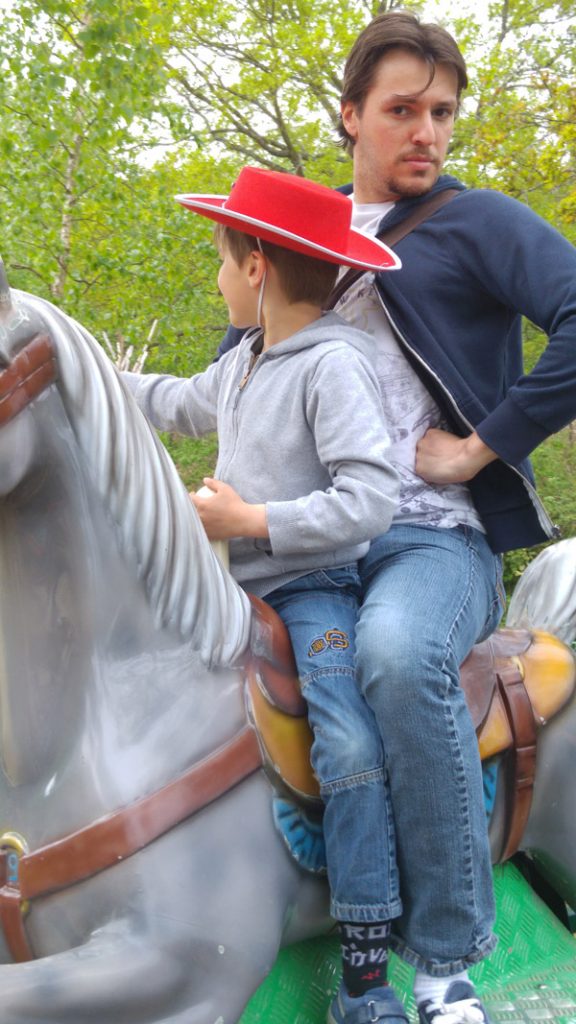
[504,539,576,905]
[0,283,330,1023]
[0,275,575,1022]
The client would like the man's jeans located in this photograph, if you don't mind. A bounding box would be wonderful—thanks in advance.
[268,525,504,975]
[360,524,504,974]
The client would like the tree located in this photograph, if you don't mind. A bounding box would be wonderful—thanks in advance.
[448,0,576,234]
[0,0,169,305]
[160,0,370,180]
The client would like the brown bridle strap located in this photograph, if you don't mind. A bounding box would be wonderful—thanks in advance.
[0,334,57,427]
[0,725,263,961]
[496,663,538,862]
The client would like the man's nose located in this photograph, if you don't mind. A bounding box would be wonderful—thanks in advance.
[411,111,436,146]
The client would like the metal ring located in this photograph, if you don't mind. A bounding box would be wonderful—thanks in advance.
[0,831,30,914]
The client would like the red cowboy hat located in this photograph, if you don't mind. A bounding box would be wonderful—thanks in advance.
[175,166,401,273]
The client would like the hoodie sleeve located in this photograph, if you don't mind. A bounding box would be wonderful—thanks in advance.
[265,345,399,556]
[121,363,221,438]
[451,190,576,464]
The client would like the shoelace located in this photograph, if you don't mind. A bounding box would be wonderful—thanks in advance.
[427,997,485,1024]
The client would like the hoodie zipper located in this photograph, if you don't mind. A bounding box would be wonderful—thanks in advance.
[218,336,271,481]
[373,287,559,540]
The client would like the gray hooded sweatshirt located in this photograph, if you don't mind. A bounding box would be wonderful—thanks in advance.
[122,311,398,597]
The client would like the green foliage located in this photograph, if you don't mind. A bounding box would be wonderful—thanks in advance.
[161,433,218,490]
[504,426,576,595]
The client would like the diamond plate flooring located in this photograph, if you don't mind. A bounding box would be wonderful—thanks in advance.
[240,864,576,1024]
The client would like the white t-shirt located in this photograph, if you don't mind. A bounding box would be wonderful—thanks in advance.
[335,200,484,532]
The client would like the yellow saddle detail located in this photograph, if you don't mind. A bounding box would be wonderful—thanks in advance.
[478,629,576,760]
[247,673,320,802]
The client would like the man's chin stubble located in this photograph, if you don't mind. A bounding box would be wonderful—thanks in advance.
[386,174,438,199]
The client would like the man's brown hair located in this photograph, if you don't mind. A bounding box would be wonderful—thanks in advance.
[338,11,468,152]
[214,223,339,306]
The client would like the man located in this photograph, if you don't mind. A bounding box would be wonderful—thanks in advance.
[217,12,576,1024]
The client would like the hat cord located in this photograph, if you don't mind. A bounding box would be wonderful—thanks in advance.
[256,238,267,330]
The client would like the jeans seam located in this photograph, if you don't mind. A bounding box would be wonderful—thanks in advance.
[389,930,498,975]
[332,896,403,923]
[440,528,479,945]
[300,667,356,690]
[321,765,385,794]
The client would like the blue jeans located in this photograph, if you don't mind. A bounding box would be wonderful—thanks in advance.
[266,566,381,899]
[268,526,504,975]
[353,524,504,974]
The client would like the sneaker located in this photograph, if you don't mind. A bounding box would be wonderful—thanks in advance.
[418,980,491,1024]
[328,981,409,1024]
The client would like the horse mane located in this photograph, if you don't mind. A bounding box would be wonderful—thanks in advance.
[16,290,251,667]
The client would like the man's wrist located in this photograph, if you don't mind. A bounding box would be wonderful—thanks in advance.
[460,432,498,479]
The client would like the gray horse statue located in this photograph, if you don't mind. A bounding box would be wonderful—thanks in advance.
[0,267,575,1023]
[504,539,576,908]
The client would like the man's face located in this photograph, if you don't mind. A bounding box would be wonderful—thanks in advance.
[341,48,459,204]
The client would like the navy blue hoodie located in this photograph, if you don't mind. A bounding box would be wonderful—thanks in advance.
[218,175,576,553]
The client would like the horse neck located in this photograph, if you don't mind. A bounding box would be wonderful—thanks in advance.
[0,397,158,786]
[16,289,252,667]
[1,451,248,812]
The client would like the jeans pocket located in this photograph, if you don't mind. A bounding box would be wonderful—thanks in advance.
[311,564,362,595]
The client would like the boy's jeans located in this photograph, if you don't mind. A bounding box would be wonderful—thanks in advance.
[267,524,504,976]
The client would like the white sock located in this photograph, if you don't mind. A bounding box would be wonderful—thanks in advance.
[413,970,470,1007]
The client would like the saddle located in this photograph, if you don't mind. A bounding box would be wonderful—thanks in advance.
[246,596,576,864]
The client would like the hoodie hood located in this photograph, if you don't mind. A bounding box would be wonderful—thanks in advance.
[241,310,377,363]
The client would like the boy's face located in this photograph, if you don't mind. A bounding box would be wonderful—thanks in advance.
[217,246,259,329]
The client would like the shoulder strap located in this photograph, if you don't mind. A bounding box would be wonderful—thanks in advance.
[327,187,460,310]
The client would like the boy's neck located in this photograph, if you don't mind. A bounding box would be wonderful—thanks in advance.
[262,302,324,350]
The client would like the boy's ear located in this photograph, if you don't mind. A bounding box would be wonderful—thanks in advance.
[246,249,267,290]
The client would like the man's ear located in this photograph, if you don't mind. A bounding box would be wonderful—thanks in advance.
[246,249,267,290]
[341,101,358,141]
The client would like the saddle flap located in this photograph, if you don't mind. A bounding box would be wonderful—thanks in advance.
[460,637,500,732]
[247,594,306,717]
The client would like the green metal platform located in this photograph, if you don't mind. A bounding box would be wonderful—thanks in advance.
[240,863,576,1024]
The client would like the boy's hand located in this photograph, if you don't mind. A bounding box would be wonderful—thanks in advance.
[190,478,269,540]
[415,429,497,484]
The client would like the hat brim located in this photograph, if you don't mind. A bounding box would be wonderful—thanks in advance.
[175,194,401,273]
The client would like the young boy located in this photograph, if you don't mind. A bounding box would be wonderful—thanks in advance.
[122,167,400,978]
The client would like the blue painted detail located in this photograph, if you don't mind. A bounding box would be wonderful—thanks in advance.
[272,797,327,875]
[6,850,19,885]
[482,759,499,819]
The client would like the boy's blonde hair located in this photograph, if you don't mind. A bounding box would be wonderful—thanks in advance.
[214,223,339,306]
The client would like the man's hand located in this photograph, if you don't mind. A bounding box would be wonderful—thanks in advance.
[415,429,498,484]
[190,478,268,540]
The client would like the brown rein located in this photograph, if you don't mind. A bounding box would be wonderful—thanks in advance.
[0,334,57,426]
[0,594,300,964]
[0,727,264,961]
